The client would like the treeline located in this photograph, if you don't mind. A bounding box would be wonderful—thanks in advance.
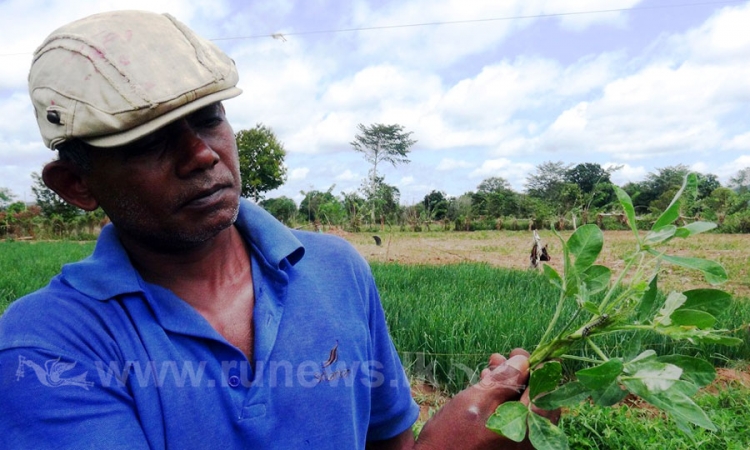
[261,163,750,234]
[2,162,749,240]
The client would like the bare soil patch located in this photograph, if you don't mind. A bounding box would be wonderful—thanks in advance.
[333,229,750,298]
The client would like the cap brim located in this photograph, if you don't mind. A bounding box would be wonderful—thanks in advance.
[82,87,243,148]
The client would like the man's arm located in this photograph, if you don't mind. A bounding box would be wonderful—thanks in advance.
[369,350,558,450]
[0,347,151,449]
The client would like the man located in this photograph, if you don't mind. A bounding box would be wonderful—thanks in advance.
[0,10,550,449]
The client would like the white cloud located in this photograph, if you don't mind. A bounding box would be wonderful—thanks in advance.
[436,158,473,171]
[679,2,750,64]
[725,132,750,151]
[351,0,645,68]
[400,176,415,186]
[606,163,647,185]
[552,0,643,31]
[469,158,535,191]
[335,169,358,181]
[289,167,310,181]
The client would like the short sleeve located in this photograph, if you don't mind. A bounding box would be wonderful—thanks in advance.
[0,346,150,449]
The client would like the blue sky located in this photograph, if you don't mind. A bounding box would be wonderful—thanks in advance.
[1,0,749,205]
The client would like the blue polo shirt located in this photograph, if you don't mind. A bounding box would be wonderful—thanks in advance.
[0,200,418,449]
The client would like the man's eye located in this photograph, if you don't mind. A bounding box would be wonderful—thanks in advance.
[192,115,223,129]
[123,139,166,159]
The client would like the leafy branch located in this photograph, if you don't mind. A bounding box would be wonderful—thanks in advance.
[486,173,742,450]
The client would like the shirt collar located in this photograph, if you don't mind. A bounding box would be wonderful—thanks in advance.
[61,199,305,301]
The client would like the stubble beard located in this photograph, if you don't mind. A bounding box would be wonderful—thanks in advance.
[107,195,241,253]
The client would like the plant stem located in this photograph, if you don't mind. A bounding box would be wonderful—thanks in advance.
[538,288,568,348]
[599,252,640,312]
[559,354,603,364]
[585,339,609,361]
[552,308,583,344]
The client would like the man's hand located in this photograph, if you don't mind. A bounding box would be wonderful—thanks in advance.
[369,350,561,450]
[413,349,532,450]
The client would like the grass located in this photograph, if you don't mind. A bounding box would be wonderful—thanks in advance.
[562,381,750,449]
[371,262,750,394]
[0,240,94,313]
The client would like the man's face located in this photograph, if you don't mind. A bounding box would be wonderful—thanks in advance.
[84,103,242,250]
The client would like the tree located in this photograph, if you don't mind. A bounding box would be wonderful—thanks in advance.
[0,187,15,209]
[696,173,720,199]
[565,163,611,193]
[341,191,366,231]
[728,167,750,194]
[477,177,512,194]
[423,190,448,221]
[472,177,520,218]
[260,196,297,226]
[704,187,737,224]
[299,186,338,223]
[640,165,690,213]
[447,194,472,221]
[525,161,571,203]
[564,163,618,210]
[236,124,287,202]
[351,123,416,222]
[359,176,400,227]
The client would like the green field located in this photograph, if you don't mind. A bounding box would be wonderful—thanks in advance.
[0,241,94,313]
[2,239,749,448]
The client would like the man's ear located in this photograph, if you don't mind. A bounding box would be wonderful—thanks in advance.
[41,160,100,211]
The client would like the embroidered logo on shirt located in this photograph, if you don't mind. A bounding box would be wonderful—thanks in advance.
[314,341,350,383]
[15,355,94,390]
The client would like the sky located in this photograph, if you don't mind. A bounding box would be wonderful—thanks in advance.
[1,0,749,206]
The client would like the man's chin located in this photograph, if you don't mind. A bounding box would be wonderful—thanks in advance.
[120,206,240,253]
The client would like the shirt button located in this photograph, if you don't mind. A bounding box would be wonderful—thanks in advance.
[228,375,241,388]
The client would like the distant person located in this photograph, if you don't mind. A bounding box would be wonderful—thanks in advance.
[0,10,555,449]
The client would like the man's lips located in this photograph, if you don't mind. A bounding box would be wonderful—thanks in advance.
[181,184,233,208]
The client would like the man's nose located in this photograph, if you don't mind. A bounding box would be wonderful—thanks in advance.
[176,125,220,177]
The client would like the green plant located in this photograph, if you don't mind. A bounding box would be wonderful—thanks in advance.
[486,174,743,449]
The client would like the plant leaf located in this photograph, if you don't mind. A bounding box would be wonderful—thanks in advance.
[530,362,563,400]
[654,252,728,285]
[653,325,743,346]
[654,291,687,326]
[581,301,600,315]
[670,309,717,329]
[644,225,677,245]
[486,401,529,442]
[568,225,603,272]
[652,173,697,231]
[528,411,569,450]
[576,359,623,390]
[657,355,716,387]
[681,289,732,317]
[590,381,628,406]
[626,349,657,368]
[652,204,681,232]
[676,221,716,238]
[636,275,659,322]
[581,265,611,296]
[622,378,716,431]
[543,264,563,290]
[533,381,590,410]
[629,361,682,392]
[614,186,639,240]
